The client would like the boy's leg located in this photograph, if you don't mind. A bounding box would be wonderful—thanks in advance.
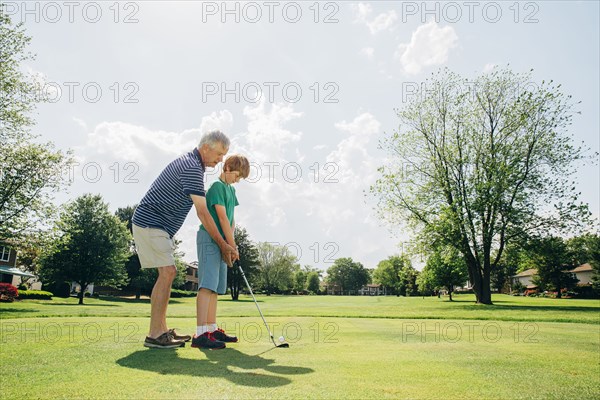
[196,288,212,330]
[207,292,218,327]
[209,261,238,343]
[149,265,177,338]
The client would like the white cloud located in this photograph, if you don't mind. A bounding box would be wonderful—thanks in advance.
[351,3,397,34]
[328,112,380,184]
[395,21,458,75]
[241,99,303,162]
[199,110,234,137]
[80,121,199,166]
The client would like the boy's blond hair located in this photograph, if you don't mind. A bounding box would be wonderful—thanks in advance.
[223,154,250,179]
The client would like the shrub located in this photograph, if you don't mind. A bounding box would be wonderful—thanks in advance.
[572,285,599,299]
[170,289,196,298]
[18,283,28,291]
[46,281,71,298]
[0,283,19,302]
[17,290,54,300]
[84,292,91,297]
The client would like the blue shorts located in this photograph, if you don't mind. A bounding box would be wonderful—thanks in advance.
[196,229,227,295]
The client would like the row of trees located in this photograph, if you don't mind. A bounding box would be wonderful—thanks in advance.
[11,190,600,304]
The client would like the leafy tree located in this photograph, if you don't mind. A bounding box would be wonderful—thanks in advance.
[0,12,73,242]
[326,257,371,294]
[422,248,468,301]
[527,236,579,298]
[371,67,593,304]
[14,232,50,274]
[115,205,136,234]
[293,268,307,294]
[114,205,146,299]
[373,255,417,296]
[256,242,296,295]
[306,271,321,294]
[228,226,260,300]
[416,267,436,297]
[373,256,403,295]
[39,194,130,304]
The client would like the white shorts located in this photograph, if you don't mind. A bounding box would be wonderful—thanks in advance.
[132,224,176,269]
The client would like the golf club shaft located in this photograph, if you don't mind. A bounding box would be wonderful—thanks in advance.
[236,262,277,345]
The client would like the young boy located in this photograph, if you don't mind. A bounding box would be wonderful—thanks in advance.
[192,154,250,350]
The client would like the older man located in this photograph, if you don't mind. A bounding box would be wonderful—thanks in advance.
[132,131,238,348]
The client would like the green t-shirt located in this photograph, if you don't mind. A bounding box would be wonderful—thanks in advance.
[200,179,239,238]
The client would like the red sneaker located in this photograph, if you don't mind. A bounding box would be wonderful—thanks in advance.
[191,332,226,350]
[211,328,239,343]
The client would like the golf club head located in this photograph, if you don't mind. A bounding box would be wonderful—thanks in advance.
[276,343,290,348]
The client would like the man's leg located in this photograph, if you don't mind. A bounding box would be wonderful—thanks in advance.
[149,265,177,338]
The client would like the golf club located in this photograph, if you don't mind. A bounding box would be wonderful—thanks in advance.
[235,260,290,348]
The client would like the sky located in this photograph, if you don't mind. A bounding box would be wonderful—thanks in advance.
[6,1,599,271]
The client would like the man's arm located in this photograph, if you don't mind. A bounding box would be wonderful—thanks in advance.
[190,194,236,266]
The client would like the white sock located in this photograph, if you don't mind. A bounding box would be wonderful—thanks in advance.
[209,324,218,332]
[196,325,210,336]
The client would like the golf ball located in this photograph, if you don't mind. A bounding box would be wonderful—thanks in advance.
[279,336,285,342]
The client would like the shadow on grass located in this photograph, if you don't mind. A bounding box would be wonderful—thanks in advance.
[97,296,150,304]
[447,298,600,313]
[219,298,264,303]
[45,302,119,307]
[116,348,313,387]
[95,297,186,305]
[0,308,39,314]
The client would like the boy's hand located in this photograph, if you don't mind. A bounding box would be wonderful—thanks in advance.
[219,243,236,267]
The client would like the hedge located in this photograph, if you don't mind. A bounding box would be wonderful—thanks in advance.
[170,289,197,298]
[18,290,54,300]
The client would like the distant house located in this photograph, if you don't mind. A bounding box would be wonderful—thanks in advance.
[570,263,594,285]
[323,282,342,295]
[0,243,38,288]
[511,264,595,291]
[184,261,199,291]
[358,284,387,296]
[512,268,538,289]
[70,282,95,295]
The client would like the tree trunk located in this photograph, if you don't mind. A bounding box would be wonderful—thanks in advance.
[448,285,453,301]
[135,288,141,300]
[469,264,493,304]
[77,282,87,305]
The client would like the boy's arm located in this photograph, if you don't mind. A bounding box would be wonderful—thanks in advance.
[214,205,238,263]
[190,194,235,266]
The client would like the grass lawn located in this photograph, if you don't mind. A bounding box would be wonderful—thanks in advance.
[1,294,599,399]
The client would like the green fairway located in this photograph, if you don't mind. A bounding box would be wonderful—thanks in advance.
[1,295,599,399]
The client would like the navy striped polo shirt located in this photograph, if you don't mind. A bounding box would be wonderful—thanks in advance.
[132,148,205,238]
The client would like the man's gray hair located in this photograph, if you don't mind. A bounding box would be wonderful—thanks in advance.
[199,130,230,149]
